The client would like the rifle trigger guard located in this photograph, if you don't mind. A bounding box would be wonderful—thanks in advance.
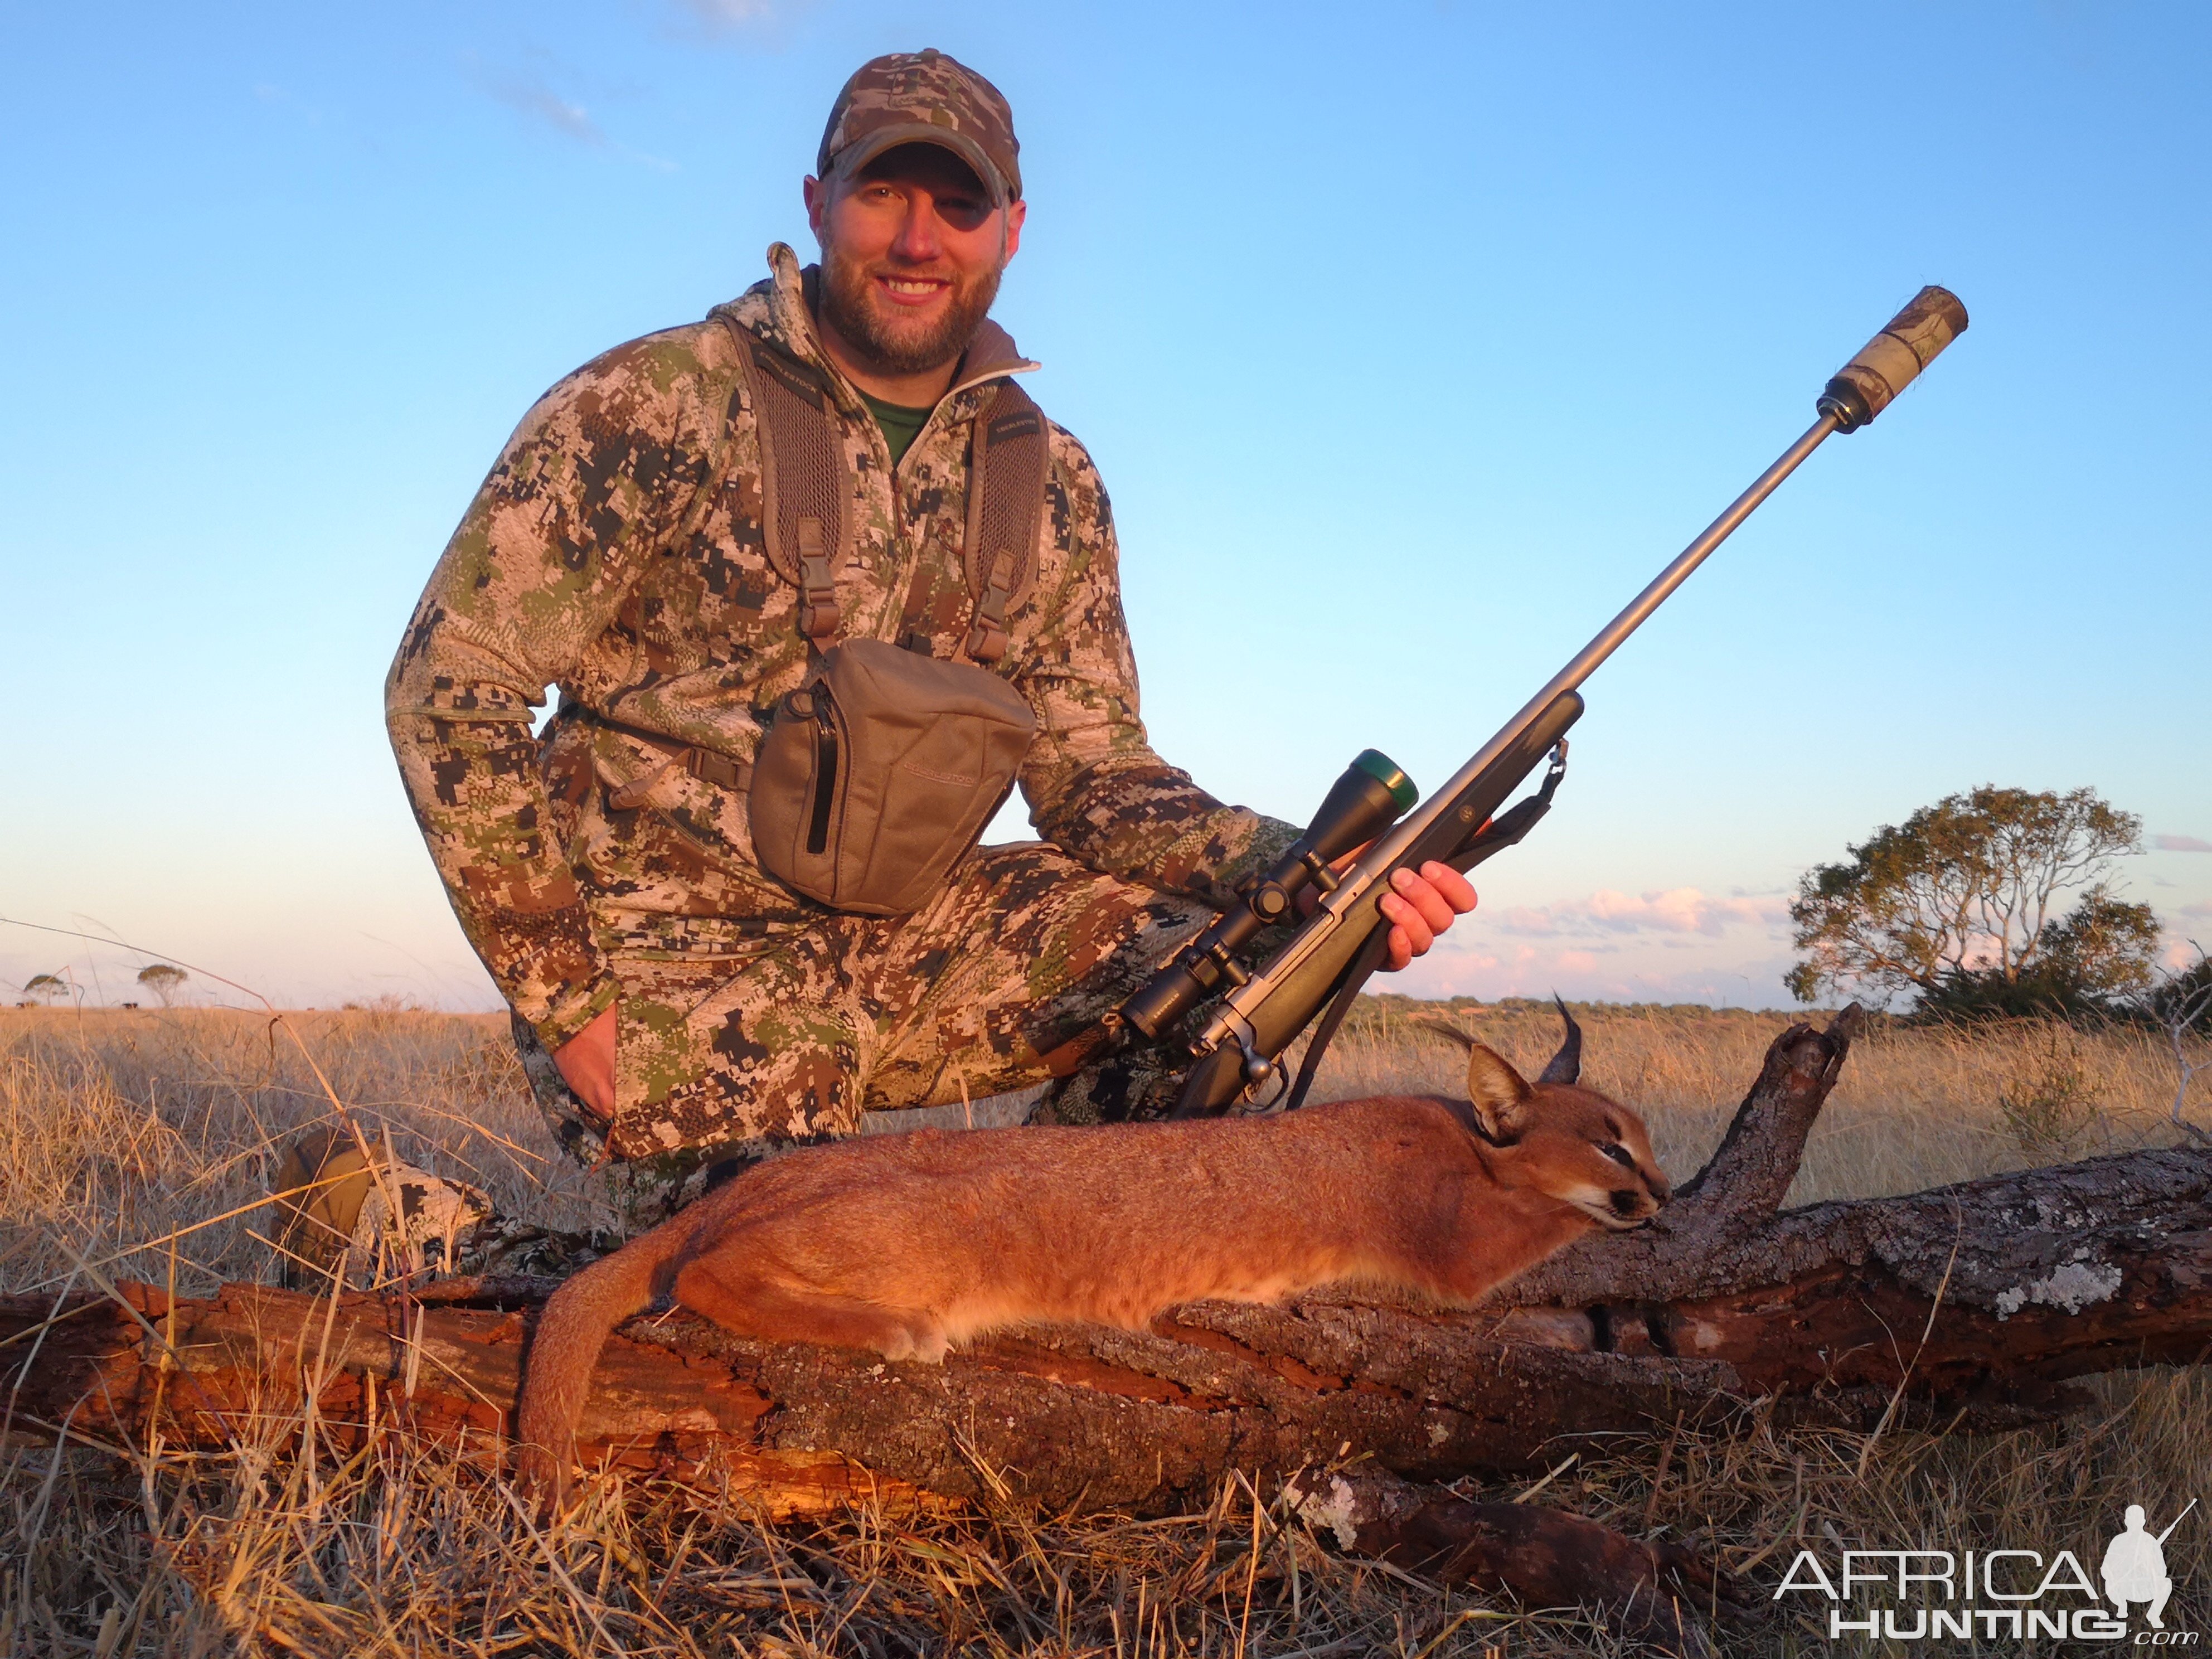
[1244,1061,1290,1112]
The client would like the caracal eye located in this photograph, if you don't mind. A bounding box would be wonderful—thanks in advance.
[1600,1142,1637,1170]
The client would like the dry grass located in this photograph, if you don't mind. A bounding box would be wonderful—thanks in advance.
[0,1007,601,1299]
[4,1001,2210,1656]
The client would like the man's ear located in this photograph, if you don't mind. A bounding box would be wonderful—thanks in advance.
[1463,1044,1534,1144]
[803,174,828,242]
[1000,197,1026,264]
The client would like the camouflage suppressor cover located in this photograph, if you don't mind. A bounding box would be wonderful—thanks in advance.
[1822,285,1969,429]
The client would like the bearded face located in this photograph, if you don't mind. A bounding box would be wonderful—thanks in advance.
[810,144,1017,382]
[818,234,1003,377]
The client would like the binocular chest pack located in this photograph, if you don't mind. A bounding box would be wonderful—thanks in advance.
[720,314,1046,916]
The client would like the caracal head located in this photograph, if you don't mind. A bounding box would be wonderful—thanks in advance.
[1425,1004,1670,1230]
[1462,1045,1670,1229]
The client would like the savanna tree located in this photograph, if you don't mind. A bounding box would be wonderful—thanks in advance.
[2146,944,2212,1141]
[1787,785,2157,1015]
[137,963,188,1006]
[22,973,69,1006]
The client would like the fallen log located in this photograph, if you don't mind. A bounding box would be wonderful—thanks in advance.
[7,1009,2211,1626]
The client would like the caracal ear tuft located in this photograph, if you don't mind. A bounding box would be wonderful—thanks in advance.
[1463,1044,1534,1143]
[1536,993,1583,1085]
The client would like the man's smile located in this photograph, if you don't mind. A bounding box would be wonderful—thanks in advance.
[876,273,952,307]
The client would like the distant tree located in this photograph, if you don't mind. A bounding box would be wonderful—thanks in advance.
[2140,944,2211,1142]
[137,963,188,1007]
[1787,785,2156,1017]
[2038,890,2165,1002]
[22,973,69,1006]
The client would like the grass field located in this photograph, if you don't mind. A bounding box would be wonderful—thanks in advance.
[3,1000,2208,1655]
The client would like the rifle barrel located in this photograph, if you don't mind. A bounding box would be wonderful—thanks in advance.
[1165,284,1969,1094]
[1201,412,1839,1035]
[2156,1497,2198,1545]
[1353,411,1839,890]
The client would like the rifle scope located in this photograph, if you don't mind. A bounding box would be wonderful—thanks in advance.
[1122,750,1416,1039]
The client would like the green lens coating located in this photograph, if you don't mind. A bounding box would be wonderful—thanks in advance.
[1352,749,1418,812]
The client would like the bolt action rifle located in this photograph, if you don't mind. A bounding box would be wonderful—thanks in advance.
[1119,286,1970,1118]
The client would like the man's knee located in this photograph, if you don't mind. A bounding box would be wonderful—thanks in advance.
[943,843,1216,955]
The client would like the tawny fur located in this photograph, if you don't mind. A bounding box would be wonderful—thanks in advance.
[514,1035,1668,1502]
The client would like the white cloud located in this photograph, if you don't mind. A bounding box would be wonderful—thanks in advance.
[1390,884,1803,1007]
[661,0,799,41]
[482,74,605,145]
[1496,887,1788,940]
[460,55,676,170]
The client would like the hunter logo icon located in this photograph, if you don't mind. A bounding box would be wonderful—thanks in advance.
[2103,1500,2194,1629]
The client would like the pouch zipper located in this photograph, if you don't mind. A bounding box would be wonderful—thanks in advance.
[806,693,840,856]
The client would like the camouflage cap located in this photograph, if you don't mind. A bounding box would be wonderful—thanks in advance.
[816,48,1022,206]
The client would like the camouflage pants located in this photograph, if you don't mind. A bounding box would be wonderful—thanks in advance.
[512,841,1218,1229]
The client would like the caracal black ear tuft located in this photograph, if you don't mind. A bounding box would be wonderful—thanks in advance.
[1463,1044,1534,1144]
[1536,993,1583,1085]
[1412,1015,1478,1056]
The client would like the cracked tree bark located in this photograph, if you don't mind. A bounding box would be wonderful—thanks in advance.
[8,1007,2210,1641]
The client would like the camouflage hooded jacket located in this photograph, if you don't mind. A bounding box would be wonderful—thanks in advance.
[387,245,1292,1047]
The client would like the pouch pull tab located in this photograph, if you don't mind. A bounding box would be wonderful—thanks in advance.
[608,756,681,812]
[796,516,842,645]
[963,550,1016,664]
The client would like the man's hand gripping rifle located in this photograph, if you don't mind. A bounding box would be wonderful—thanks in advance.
[1119,286,1970,1118]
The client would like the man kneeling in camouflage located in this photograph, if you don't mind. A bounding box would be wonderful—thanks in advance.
[368,50,1474,1244]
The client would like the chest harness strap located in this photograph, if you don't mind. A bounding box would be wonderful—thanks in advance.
[716,310,1048,663]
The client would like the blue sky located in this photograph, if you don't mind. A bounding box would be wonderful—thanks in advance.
[2,1,2206,1012]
